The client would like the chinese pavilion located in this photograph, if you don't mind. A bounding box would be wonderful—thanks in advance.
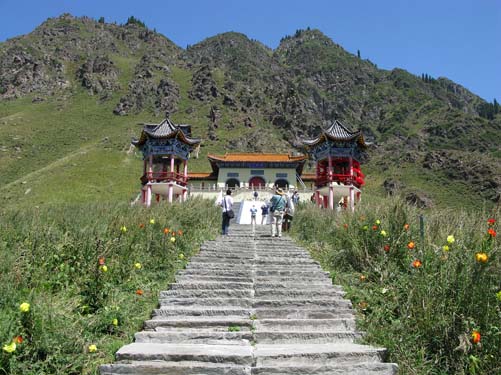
[189,153,308,190]
[301,120,367,211]
[132,118,201,206]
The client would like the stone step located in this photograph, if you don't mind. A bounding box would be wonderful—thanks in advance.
[254,282,339,290]
[254,290,345,298]
[144,316,253,331]
[253,299,352,309]
[176,275,254,283]
[135,330,253,344]
[179,270,254,278]
[254,331,363,344]
[254,343,387,366]
[101,361,251,375]
[161,289,254,299]
[159,297,253,307]
[153,307,250,318]
[255,318,356,331]
[171,281,254,290]
[251,363,398,375]
[254,308,355,319]
[115,343,253,365]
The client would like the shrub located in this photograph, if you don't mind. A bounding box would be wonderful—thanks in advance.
[292,197,500,374]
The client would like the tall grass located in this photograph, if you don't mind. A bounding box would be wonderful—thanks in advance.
[292,198,500,375]
[0,198,219,374]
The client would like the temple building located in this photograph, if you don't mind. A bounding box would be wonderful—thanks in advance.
[301,120,367,211]
[188,153,309,190]
[132,118,201,206]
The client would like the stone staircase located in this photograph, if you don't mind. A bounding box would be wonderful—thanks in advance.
[100,225,398,375]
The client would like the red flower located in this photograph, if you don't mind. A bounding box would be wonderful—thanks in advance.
[14,336,23,344]
[98,257,105,266]
[471,330,481,344]
[407,241,416,250]
[177,230,183,236]
[403,223,410,231]
[135,289,144,296]
[487,228,497,237]
[139,223,145,229]
[384,244,390,252]
[412,259,422,268]
[163,228,170,235]
[372,225,378,231]
[487,218,496,226]
[343,223,349,229]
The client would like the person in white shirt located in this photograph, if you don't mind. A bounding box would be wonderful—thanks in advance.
[250,204,257,234]
[220,189,234,235]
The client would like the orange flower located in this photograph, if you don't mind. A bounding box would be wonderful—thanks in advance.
[359,275,366,281]
[139,223,145,229]
[171,231,176,236]
[372,225,378,231]
[487,218,496,226]
[383,244,390,252]
[98,257,105,266]
[135,289,144,296]
[403,223,410,231]
[14,336,23,344]
[163,228,170,235]
[475,252,489,263]
[412,259,422,268]
[407,241,415,250]
[471,330,481,344]
[177,230,183,236]
[343,223,349,229]
[487,228,497,237]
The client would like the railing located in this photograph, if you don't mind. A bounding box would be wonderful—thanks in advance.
[145,172,188,186]
[316,171,365,187]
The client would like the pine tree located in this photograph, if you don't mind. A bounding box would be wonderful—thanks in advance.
[357,50,361,59]
[98,16,105,24]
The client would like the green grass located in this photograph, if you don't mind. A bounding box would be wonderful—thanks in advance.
[0,198,220,374]
[291,197,500,375]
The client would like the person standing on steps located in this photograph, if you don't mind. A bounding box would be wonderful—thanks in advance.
[219,189,234,235]
[260,203,269,225]
[269,187,287,237]
[250,204,258,234]
[253,189,258,201]
[282,193,295,232]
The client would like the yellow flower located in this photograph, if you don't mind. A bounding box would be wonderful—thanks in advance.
[100,265,108,272]
[496,290,501,301]
[170,237,176,243]
[88,344,97,353]
[362,225,369,231]
[447,235,455,244]
[475,252,489,263]
[375,219,381,225]
[380,230,388,237]
[120,225,127,233]
[149,219,155,225]
[19,302,30,313]
[112,318,118,326]
[134,262,142,269]
[2,342,16,353]
[178,253,184,260]
[442,245,450,251]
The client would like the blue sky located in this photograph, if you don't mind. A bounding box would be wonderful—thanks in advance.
[1,0,499,101]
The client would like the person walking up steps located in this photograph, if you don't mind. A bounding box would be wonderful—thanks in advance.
[219,189,234,235]
[250,204,257,234]
[260,203,269,225]
[269,188,286,237]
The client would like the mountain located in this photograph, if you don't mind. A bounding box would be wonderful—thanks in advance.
[0,14,500,209]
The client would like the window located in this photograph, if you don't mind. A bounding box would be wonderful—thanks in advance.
[276,173,288,178]
[227,172,239,177]
[250,170,264,175]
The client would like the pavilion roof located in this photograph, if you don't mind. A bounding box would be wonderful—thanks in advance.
[132,118,201,147]
[207,153,307,163]
[301,120,366,148]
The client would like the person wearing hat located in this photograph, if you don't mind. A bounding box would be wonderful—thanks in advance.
[269,188,287,237]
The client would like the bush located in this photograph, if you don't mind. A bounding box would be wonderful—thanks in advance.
[291,198,500,374]
[0,199,219,374]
